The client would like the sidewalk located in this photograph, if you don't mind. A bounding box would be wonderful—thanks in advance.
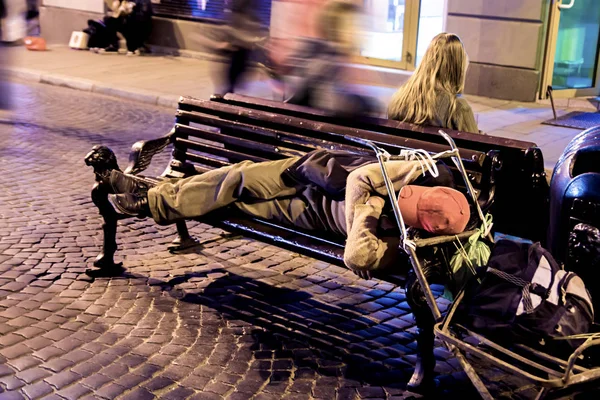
[2,44,597,172]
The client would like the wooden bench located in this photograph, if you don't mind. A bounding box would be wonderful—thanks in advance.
[213,93,550,243]
[84,96,498,391]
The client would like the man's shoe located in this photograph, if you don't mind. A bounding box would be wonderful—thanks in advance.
[99,45,119,54]
[110,193,150,218]
[109,170,151,195]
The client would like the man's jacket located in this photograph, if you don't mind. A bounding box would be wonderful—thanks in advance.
[284,149,455,272]
[283,149,376,200]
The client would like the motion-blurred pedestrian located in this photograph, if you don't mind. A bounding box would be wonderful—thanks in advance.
[191,0,266,94]
[1,0,27,44]
[265,0,379,118]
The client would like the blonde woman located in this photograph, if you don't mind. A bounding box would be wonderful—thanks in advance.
[388,33,480,134]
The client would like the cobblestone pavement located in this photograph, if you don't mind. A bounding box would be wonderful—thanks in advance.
[0,80,551,400]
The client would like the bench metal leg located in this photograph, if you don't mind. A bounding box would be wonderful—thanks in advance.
[168,221,199,252]
[405,272,436,392]
[91,182,121,269]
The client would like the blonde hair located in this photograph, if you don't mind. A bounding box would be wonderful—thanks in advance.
[388,33,469,126]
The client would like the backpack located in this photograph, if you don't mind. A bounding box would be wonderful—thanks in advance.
[459,240,594,353]
[83,19,116,50]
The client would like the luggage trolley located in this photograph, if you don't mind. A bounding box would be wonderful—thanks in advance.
[348,131,600,399]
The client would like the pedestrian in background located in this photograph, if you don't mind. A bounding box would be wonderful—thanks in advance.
[120,0,153,55]
[264,0,379,118]
[0,0,27,44]
[0,1,5,32]
[98,0,153,55]
[191,0,266,95]
[222,0,264,93]
[26,0,37,19]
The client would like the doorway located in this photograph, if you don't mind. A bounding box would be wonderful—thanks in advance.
[540,0,600,98]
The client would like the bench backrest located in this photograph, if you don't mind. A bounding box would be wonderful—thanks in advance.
[212,94,549,242]
[166,97,494,210]
[142,96,495,279]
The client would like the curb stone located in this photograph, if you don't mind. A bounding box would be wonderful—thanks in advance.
[5,68,42,84]
[3,67,179,110]
[91,85,159,106]
[41,74,95,92]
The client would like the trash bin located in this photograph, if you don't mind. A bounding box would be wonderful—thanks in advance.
[548,126,600,318]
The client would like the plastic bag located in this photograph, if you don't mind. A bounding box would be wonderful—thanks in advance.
[443,214,493,300]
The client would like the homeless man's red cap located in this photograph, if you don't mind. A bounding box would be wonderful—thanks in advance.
[398,185,470,235]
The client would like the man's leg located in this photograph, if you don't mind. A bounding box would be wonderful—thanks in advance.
[101,16,121,51]
[147,157,301,224]
[234,197,318,232]
[228,47,250,93]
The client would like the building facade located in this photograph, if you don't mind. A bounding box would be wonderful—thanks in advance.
[39,0,600,102]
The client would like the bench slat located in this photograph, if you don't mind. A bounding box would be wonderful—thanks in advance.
[175,124,306,159]
[217,93,538,152]
[201,215,346,264]
[177,110,372,155]
[175,137,269,163]
[177,150,231,169]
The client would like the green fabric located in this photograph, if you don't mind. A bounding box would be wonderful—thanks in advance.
[443,214,493,301]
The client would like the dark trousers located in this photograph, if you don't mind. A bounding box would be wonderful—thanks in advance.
[102,17,122,49]
[226,47,250,93]
[102,16,151,52]
[122,19,151,52]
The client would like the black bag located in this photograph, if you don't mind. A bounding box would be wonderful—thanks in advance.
[84,19,117,50]
[459,240,594,353]
[568,222,600,321]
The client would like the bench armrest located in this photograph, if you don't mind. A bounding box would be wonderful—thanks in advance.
[124,129,174,175]
[477,150,501,214]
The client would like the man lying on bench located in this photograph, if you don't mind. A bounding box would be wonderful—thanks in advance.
[108,149,471,277]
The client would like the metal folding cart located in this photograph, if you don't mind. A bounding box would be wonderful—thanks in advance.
[350,131,600,400]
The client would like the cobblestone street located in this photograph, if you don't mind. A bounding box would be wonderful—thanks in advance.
[0,80,541,400]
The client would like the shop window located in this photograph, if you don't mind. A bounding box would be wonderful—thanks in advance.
[415,0,445,66]
[360,0,405,62]
[358,0,444,68]
[152,0,273,27]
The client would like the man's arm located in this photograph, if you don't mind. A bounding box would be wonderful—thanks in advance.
[342,159,425,275]
[343,196,400,276]
[455,97,480,134]
[344,160,422,236]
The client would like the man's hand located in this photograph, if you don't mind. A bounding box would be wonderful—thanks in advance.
[348,195,385,281]
[366,195,385,210]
